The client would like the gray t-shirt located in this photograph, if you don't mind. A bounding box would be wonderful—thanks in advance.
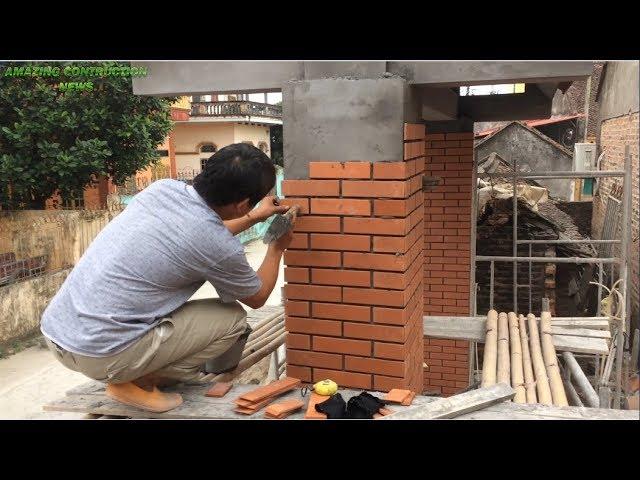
[40,179,262,357]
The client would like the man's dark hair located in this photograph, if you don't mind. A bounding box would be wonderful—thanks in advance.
[193,143,276,207]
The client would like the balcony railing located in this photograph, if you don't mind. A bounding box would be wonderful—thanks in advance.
[190,100,282,118]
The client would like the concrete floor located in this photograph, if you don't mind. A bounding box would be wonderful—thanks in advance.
[0,240,284,419]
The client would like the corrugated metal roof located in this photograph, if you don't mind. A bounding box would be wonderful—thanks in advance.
[475,114,584,138]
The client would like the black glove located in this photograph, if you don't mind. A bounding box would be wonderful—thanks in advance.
[345,392,386,419]
[315,393,347,419]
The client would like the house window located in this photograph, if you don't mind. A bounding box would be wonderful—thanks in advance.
[459,83,526,96]
[199,143,217,171]
[156,149,169,157]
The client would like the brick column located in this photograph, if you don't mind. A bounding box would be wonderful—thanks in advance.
[282,123,425,393]
[422,129,474,396]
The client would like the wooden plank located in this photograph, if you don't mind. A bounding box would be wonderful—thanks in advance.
[552,335,609,355]
[550,327,611,339]
[551,320,609,330]
[379,383,515,420]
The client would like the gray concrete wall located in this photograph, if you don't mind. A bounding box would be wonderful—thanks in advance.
[0,269,70,344]
[476,123,574,199]
[598,61,640,120]
[283,77,408,179]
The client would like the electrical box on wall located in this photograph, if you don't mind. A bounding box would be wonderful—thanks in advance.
[574,143,597,171]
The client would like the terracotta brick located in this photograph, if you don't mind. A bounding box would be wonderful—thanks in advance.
[287,349,342,370]
[343,322,404,342]
[312,302,370,322]
[280,197,309,214]
[374,342,406,360]
[293,216,341,233]
[374,375,408,392]
[310,234,370,251]
[373,258,422,289]
[372,235,408,253]
[285,300,309,317]
[284,250,341,268]
[373,295,420,325]
[343,287,405,307]
[205,382,233,398]
[345,356,404,377]
[313,368,372,390]
[373,198,412,217]
[289,233,308,249]
[282,179,339,197]
[404,123,425,141]
[309,161,371,179]
[343,251,406,272]
[311,268,370,287]
[341,180,408,198]
[286,365,312,382]
[373,162,411,180]
[286,333,311,350]
[284,267,309,283]
[313,336,371,356]
[445,132,474,140]
[310,198,371,216]
[285,316,342,336]
[343,217,409,235]
[285,284,341,302]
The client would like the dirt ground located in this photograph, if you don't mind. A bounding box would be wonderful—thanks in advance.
[0,240,284,419]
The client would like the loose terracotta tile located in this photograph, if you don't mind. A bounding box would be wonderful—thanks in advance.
[264,399,305,419]
[305,392,330,419]
[238,377,301,404]
[234,397,275,415]
[373,406,396,418]
[401,392,416,406]
[205,382,232,398]
[383,388,413,404]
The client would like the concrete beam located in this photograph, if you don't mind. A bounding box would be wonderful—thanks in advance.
[389,61,593,87]
[458,85,551,122]
[131,61,304,96]
[303,61,387,79]
[283,77,407,179]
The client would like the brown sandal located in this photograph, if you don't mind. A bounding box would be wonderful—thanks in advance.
[106,382,183,413]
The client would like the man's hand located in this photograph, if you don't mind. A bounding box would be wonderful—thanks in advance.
[253,195,289,222]
[272,227,294,252]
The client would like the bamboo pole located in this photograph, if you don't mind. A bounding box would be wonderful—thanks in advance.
[540,311,569,406]
[243,327,285,355]
[497,312,511,385]
[518,314,537,404]
[527,313,553,405]
[481,310,498,387]
[508,312,526,403]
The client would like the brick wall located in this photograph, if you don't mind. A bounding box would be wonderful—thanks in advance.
[592,112,639,325]
[282,123,425,393]
[423,130,474,395]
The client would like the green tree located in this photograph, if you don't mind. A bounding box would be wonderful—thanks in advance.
[0,62,177,209]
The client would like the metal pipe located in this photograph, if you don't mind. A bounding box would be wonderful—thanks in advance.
[513,156,518,312]
[528,243,532,314]
[470,147,478,316]
[476,255,619,264]
[516,239,621,245]
[426,315,611,322]
[489,261,495,310]
[562,351,599,407]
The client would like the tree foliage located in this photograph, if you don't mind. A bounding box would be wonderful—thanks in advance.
[0,62,177,209]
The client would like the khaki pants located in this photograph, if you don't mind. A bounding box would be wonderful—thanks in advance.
[45,298,249,385]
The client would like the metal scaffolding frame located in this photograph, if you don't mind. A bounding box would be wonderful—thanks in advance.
[469,146,633,408]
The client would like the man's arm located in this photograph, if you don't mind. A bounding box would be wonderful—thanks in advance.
[224,195,289,235]
[239,227,293,309]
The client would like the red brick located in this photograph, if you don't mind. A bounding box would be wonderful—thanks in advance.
[289,233,308,249]
[404,123,425,141]
[313,336,371,356]
[374,198,412,216]
[374,342,406,360]
[312,302,370,322]
[373,295,420,325]
[282,180,339,197]
[285,316,342,336]
[373,260,421,289]
[286,333,311,350]
[343,287,405,307]
[374,375,409,392]
[310,234,370,251]
[343,322,404,342]
[343,251,406,272]
[280,197,309,214]
[285,284,341,302]
[373,162,411,179]
[313,368,372,390]
[309,161,371,179]
[445,132,474,140]
[372,235,409,253]
[284,250,341,268]
[342,180,408,198]
[425,133,445,141]
[293,216,341,233]
[311,268,370,287]
[286,365,312,382]
[287,349,342,370]
[284,267,309,283]
[343,217,409,235]
[285,301,309,317]
[345,356,404,377]
[310,198,371,216]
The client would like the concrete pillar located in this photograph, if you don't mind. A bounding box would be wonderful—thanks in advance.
[280,77,425,392]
